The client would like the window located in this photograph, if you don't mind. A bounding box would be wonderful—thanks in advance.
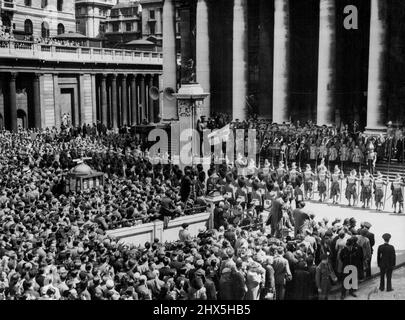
[24,19,33,35]
[99,23,105,33]
[41,22,50,38]
[41,0,48,9]
[57,0,63,12]
[76,21,80,33]
[80,7,86,15]
[126,23,132,32]
[149,10,155,19]
[24,0,32,6]
[112,23,119,32]
[149,23,155,35]
[57,23,65,35]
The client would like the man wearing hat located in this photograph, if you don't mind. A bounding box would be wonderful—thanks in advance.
[330,165,344,205]
[179,223,192,242]
[303,164,315,200]
[391,174,404,213]
[373,172,387,211]
[316,253,337,300]
[377,233,396,292]
[345,170,360,207]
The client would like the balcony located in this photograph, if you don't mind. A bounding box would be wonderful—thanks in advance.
[0,40,163,66]
[1,0,16,11]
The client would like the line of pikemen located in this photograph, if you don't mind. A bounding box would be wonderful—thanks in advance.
[206,154,405,215]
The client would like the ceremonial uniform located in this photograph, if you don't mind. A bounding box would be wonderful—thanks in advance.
[340,145,350,162]
[373,178,385,204]
[330,172,341,198]
[303,170,314,193]
[317,171,327,195]
[345,175,358,201]
[391,179,404,205]
[360,175,373,202]
[309,144,317,161]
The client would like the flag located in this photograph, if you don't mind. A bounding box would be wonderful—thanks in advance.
[208,124,231,145]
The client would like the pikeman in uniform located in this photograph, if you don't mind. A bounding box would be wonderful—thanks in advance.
[330,165,344,205]
[288,162,301,188]
[303,164,315,200]
[346,169,360,207]
[391,174,405,214]
[373,172,387,211]
[235,176,248,210]
[276,161,287,187]
[366,140,377,175]
[317,164,329,203]
[360,170,373,209]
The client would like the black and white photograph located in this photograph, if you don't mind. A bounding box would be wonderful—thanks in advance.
[0,0,404,309]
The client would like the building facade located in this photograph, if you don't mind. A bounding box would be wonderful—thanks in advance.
[161,0,405,131]
[75,0,117,39]
[0,40,162,130]
[1,0,76,38]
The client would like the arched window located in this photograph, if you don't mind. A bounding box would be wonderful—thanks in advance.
[57,23,65,35]
[57,0,63,12]
[41,0,48,9]
[24,0,32,6]
[24,19,33,35]
[41,22,50,38]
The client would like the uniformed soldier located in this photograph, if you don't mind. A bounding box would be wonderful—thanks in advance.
[317,165,329,203]
[391,174,404,214]
[288,162,301,188]
[360,170,373,209]
[276,161,287,187]
[303,164,315,200]
[366,141,377,175]
[373,172,387,211]
[346,169,360,207]
[330,165,344,205]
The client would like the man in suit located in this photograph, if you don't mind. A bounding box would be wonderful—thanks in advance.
[268,193,285,238]
[272,247,292,300]
[361,222,375,278]
[377,233,396,292]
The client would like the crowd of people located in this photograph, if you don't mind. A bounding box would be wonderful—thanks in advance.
[0,124,398,300]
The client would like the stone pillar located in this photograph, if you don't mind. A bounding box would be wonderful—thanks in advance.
[148,75,154,123]
[366,0,388,132]
[9,72,17,132]
[196,0,210,116]
[33,73,41,129]
[162,0,177,120]
[139,74,146,123]
[272,0,289,123]
[316,0,336,126]
[101,74,108,126]
[130,75,137,126]
[121,74,128,126]
[111,74,118,129]
[153,74,160,122]
[258,0,273,119]
[232,0,248,121]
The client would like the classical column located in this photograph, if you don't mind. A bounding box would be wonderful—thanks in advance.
[232,0,248,121]
[139,74,146,123]
[33,73,41,129]
[101,74,108,126]
[316,0,336,126]
[111,74,118,129]
[121,74,128,126]
[130,75,137,126]
[366,0,388,131]
[153,74,160,122]
[258,0,273,119]
[9,72,17,132]
[196,0,210,116]
[148,74,154,124]
[272,0,289,123]
[162,0,177,120]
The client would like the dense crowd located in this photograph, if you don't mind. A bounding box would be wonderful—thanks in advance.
[0,126,397,300]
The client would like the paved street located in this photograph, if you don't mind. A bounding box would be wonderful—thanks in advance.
[329,266,405,300]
